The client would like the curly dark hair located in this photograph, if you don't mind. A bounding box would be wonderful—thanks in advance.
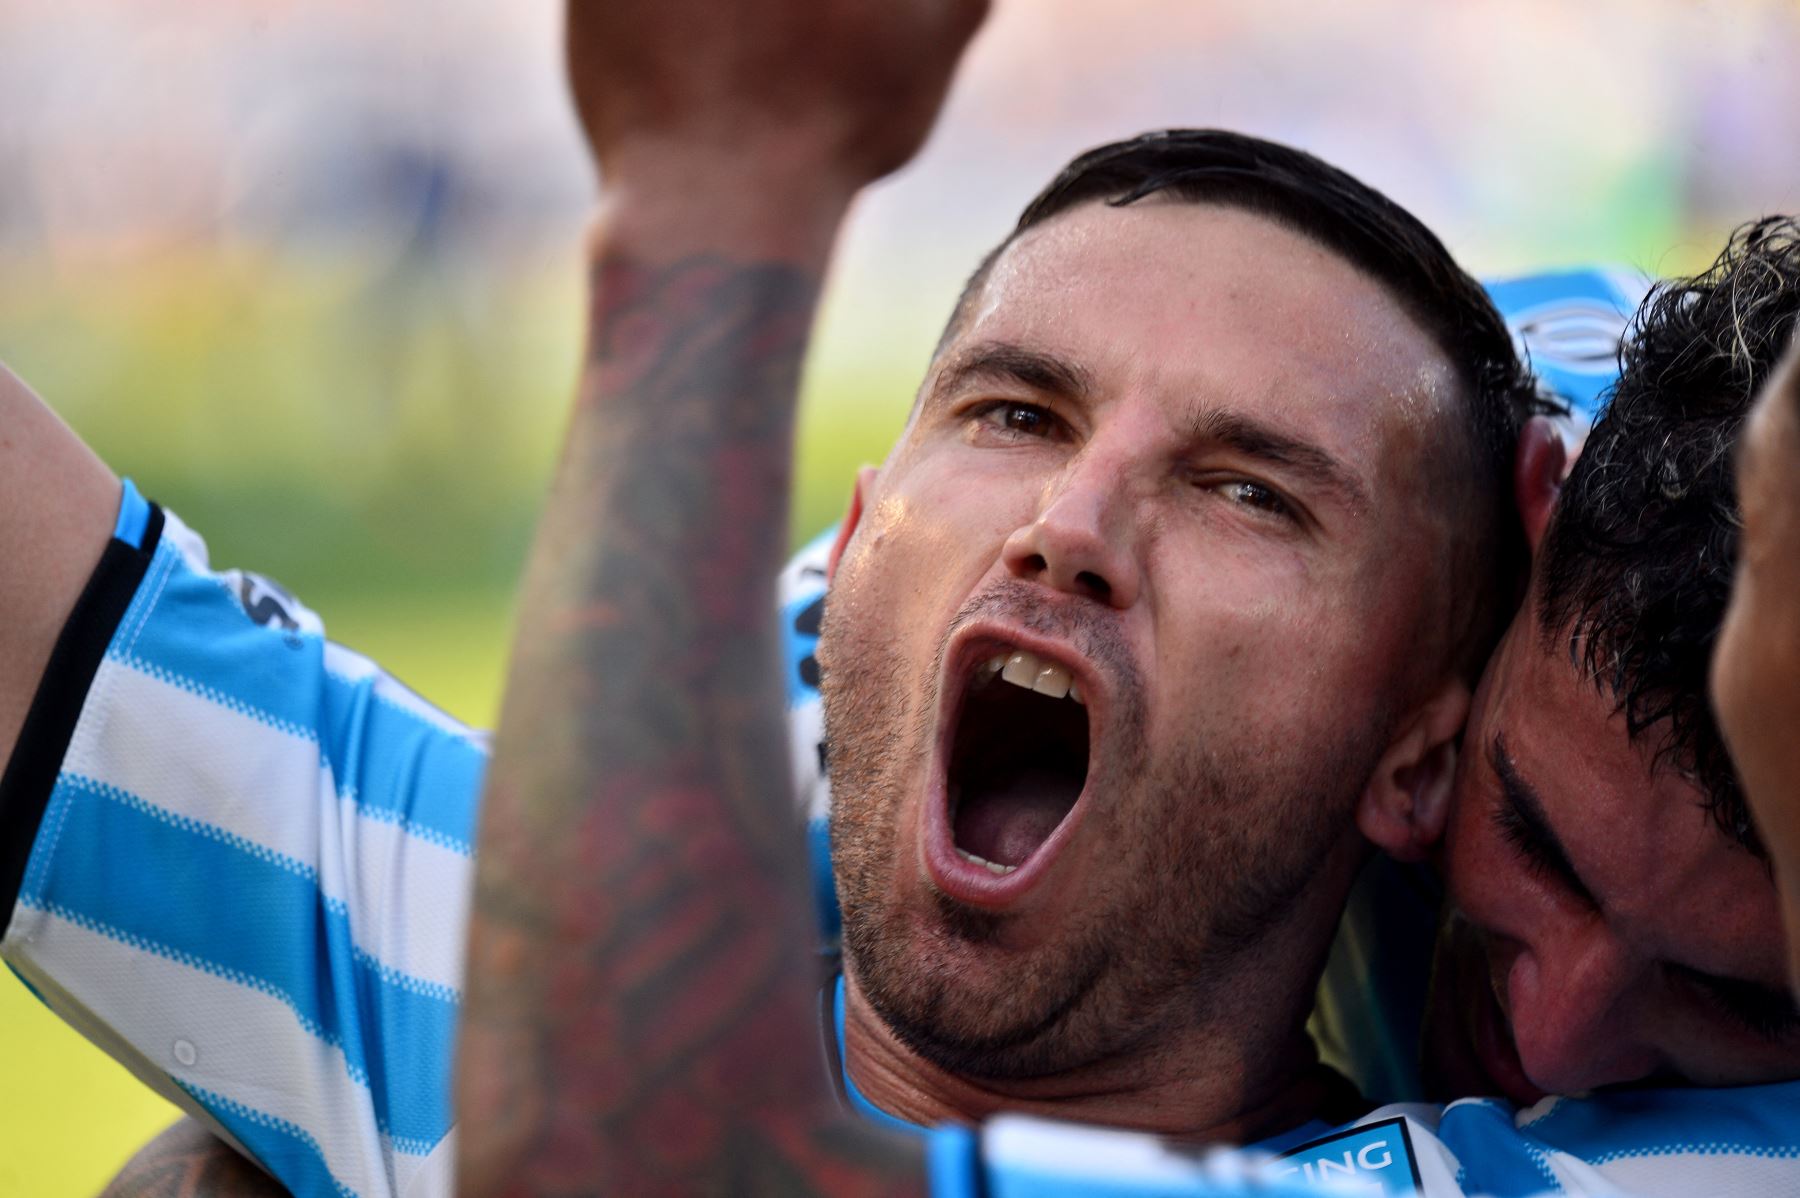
[1535,216,1800,853]
[944,130,1552,681]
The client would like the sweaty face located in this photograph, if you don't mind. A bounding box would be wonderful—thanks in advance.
[820,200,1464,1083]
[1428,607,1800,1106]
[1715,344,1800,989]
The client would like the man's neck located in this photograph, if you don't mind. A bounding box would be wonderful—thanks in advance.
[838,971,1357,1143]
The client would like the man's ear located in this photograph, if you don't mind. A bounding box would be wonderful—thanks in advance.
[1357,679,1470,863]
[1515,416,1566,553]
[826,465,880,582]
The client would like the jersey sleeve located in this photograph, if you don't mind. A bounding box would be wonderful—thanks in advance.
[0,486,485,1198]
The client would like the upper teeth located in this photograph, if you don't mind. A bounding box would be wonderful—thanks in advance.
[984,649,1084,704]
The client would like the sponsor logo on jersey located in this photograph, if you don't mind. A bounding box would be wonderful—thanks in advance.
[1272,1117,1422,1195]
[236,572,301,633]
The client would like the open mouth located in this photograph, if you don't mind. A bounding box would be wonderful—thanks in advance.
[944,645,1092,878]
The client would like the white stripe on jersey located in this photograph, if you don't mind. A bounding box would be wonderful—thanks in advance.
[1545,1141,1800,1197]
[60,657,473,998]
[983,1115,1278,1182]
[322,642,487,750]
[397,1129,457,1198]
[6,908,423,1196]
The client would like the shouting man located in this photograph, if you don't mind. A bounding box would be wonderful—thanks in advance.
[455,0,1537,1191]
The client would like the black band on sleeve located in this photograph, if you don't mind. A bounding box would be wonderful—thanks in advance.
[0,504,165,919]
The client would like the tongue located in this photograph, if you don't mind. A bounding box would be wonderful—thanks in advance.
[953,766,1078,867]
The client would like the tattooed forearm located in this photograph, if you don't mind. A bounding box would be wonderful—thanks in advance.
[456,237,920,1196]
[99,1119,286,1198]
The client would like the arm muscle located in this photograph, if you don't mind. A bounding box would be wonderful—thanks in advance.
[0,364,117,772]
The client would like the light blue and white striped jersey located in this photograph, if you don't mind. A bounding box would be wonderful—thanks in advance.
[5,271,1796,1197]
[1,483,481,1196]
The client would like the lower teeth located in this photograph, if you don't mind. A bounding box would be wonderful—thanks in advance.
[955,847,1018,875]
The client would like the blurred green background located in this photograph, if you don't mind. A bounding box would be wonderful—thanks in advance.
[3,0,1796,1191]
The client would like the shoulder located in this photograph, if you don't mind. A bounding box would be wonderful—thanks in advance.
[1421,1081,1800,1197]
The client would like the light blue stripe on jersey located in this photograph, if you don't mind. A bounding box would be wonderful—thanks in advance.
[113,479,152,549]
[20,774,455,1151]
[808,818,840,944]
[928,1126,982,1198]
[1435,1100,1558,1196]
[317,670,483,857]
[113,541,484,855]
[178,1082,357,1198]
[1519,1080,1800,1166]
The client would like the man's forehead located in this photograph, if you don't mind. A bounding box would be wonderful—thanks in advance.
[1489,615,1699,822]
[942,199,1460,439]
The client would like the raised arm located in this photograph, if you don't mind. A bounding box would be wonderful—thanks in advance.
[0,363,119,767]
[454,2,986,1193]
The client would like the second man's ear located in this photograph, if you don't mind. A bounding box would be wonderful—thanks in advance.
[1357,680,1470,863]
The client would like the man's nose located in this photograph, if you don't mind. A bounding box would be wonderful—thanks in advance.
[1000,453,1141,609]
[1508,929,1658,1093]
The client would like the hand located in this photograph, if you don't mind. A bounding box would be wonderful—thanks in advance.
[566,0,990,195]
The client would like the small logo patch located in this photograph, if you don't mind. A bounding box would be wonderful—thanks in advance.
[1272,1117,1422,1195]
[236,573,300,633]
[1512,298,1631,373]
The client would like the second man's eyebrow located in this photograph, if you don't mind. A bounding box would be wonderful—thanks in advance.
[932,341,1095,403]
[1490,732,1600,910]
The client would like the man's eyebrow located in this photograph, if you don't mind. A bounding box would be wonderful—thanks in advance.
[932,341,1094,402]
[1187,409,1368,509]
[1489,733,1600,909]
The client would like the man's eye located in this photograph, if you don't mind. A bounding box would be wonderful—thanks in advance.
[1490,793,1583,900]
[1217,480,1295,520]
[975,401,1058,439]
[1733,999,1800,1043]
[1678,969,1800,1043]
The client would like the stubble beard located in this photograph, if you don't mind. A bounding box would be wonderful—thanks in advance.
[821,580,1386,1084]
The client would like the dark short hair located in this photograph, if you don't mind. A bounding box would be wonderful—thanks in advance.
[1536,216,1800,854]
[944,129,1549,680]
